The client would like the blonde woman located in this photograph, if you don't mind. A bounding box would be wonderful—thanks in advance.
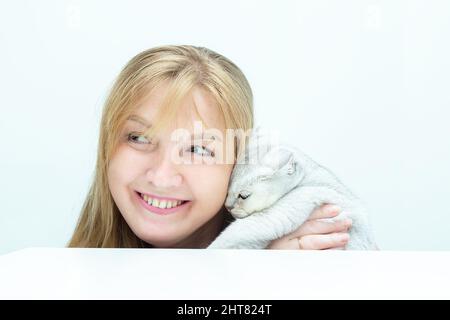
[68,45,352,249]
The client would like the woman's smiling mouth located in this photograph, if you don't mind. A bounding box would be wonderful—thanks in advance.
[135,191,191,215]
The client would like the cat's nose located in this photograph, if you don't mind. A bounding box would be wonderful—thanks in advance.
[224,196,234,211]
[224,200,235,211]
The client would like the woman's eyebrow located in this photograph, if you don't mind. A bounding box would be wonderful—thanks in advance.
[127,115,151,128]
[127,115,222,141]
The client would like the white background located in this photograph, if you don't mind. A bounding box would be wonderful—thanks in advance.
[0,0,449,254]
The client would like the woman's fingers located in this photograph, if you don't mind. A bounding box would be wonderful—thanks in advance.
[267,231,351,250]
[288,217,352,239]
[266,237,300,250]
[298,232,350,250]
[266,204,353,250]
[308,204,341,220]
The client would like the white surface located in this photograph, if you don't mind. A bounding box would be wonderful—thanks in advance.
[1,0,450,254]
[0,248,449,300]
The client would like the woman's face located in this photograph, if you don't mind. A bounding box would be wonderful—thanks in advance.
[107,82,235,248]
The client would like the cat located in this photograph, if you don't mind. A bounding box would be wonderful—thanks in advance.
[208,127,377,250]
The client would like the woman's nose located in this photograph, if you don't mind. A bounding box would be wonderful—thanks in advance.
[146,148,182,188]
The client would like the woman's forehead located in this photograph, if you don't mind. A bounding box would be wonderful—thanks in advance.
[133,83,226,132]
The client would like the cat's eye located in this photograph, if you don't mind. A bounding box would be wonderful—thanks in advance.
[238,191,251,200]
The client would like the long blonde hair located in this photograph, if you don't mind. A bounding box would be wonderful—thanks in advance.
[67,45,254,248]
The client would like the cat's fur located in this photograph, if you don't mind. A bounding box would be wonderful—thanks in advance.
[208,127,377,250]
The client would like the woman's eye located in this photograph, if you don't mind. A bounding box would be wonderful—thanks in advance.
[189,145,215,157]
[127,132,151,144]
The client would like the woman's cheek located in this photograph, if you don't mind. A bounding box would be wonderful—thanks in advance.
[108,147,144,195]
[187,164,233,211]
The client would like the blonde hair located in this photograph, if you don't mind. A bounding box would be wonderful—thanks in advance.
[67,45,254,248]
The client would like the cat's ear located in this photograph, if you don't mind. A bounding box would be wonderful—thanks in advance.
[262,148,294,172]
[283,156,297,175]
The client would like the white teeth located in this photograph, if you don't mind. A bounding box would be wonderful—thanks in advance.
[140,193,184,209]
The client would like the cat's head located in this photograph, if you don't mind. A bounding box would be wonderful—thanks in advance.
[225,145,305,218]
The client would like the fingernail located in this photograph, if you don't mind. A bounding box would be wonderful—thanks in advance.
[325,204,341,215]
[344,218,353,227]
[339,233,350,242]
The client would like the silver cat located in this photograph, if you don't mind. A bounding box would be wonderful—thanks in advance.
[208,127,377,250]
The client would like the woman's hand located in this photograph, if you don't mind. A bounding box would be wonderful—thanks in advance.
[266,204,352,250]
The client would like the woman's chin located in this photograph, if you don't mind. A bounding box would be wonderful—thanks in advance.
[135,222,207,248]
[138,233,184,248]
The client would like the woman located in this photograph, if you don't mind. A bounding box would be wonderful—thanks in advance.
[67,45,352,249]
